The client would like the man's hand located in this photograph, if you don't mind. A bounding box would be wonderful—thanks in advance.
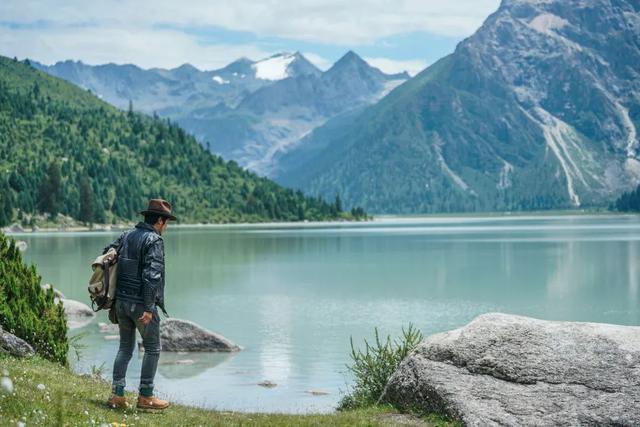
[138,311,153,326]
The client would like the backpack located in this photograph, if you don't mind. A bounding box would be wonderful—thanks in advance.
[88,247,119,312]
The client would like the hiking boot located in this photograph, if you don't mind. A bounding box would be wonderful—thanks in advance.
[137,395,170,410]
[106,394,128,409]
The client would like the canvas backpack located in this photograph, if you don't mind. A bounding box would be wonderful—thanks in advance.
[88,247,119,312]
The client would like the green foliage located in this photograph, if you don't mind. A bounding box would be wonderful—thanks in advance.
[78,174,93,224]
[339,324,423,410]
[613,184,640,212]
[0,55,365,225]
[37,160,62,217]
[0,232,68,364]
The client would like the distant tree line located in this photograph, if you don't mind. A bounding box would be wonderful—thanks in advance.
[613,184,640,212]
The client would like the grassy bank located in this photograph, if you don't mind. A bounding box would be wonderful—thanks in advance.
[0,355,454,426]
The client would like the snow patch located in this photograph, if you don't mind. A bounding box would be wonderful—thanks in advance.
[252,54,296,81]
[617,103,638,158]
[624,158,640,185]
[523,107,597,206]
[212,75,229,85]
[497,161,514,190]
[433,134,474,194]
[528,13,569,35]
[376,79,407,100]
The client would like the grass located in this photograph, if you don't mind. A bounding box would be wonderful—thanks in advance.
[0,354,455,426]
[339,325,423,410]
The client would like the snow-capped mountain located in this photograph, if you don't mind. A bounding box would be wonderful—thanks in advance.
[184,51,409,176]
[250,52,321,81]
[276,0,640,213]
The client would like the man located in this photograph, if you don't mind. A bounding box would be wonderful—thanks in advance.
[105,199,176,410]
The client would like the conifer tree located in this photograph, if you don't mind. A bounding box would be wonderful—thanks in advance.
[38,160,62,216]
[78,175,93,224]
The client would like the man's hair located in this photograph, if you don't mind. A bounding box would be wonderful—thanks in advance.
[144,214,166,225]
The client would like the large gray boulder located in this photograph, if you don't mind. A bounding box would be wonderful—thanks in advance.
[159,318,241,352]
[381,313,640,426]
[0,326,35,357]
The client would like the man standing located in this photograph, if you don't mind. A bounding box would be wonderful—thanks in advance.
[105,199,176,410]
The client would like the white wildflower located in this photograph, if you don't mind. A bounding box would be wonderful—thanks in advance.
[36,383,45,391]
[1,377,13,394]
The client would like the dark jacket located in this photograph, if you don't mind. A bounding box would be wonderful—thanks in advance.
[104,222,166,314]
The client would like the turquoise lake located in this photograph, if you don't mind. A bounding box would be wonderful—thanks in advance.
[16,214,640,413]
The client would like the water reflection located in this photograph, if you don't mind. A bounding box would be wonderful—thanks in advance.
[157,352,235,380]
[16,214,640,412]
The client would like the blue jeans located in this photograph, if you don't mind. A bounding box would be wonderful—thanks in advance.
[112,299,160,393]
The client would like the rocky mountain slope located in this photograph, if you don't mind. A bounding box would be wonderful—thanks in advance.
[35,52,408,177]
[277,0,640,213]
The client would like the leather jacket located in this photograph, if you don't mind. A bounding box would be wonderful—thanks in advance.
[104,222,166,314]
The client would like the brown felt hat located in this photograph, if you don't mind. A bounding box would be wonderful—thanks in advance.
[140,198,177,221]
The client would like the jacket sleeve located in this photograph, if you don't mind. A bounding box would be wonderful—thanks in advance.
[141,236,164,312]
[103,231,127,255]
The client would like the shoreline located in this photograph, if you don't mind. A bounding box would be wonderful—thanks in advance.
[3,210,635,235]
[4,212,635,235]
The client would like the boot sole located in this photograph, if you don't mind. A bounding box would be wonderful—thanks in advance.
[137,403,170,410]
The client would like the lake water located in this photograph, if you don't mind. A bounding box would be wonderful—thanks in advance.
[16,214,640,413]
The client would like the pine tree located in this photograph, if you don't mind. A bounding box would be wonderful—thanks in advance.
[78,175,93,224]
[38,160,62,216]
[335,194,343,213]
[0,195,10,227]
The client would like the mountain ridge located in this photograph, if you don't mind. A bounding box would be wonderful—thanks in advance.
[34,51,410,176]
[276,0,640,213]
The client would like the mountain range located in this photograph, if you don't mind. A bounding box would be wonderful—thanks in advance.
[34,52,408,176]
[0,55,358,226]
[276,0,640,213]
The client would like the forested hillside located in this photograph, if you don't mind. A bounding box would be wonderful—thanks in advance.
[0,56,362,226]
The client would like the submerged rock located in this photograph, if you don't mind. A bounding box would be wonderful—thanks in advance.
[0,326,35,358]
[381,313,640,426]
[98,322,118,334]
[257,380,277,388]
[159,318,241,352]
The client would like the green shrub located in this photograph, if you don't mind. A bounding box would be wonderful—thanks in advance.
[339,324,423,410]
[0,232,68,364]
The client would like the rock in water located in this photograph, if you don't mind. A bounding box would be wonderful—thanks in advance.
[5,223,24,233]
[381,313,640,426]
[0,326,35,357]
[15,241,27,252]
[160,318,241,352]
[60,298,95,329]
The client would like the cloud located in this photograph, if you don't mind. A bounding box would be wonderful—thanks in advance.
[0,25,271,70]
[364,57,429,76]
[1,0,499,43]
[0,0,500,69]
[302,52,332,71]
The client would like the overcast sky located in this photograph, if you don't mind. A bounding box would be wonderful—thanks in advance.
[0,0,500,76]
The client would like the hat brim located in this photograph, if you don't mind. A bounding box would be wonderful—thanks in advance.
[139,209,177,221]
